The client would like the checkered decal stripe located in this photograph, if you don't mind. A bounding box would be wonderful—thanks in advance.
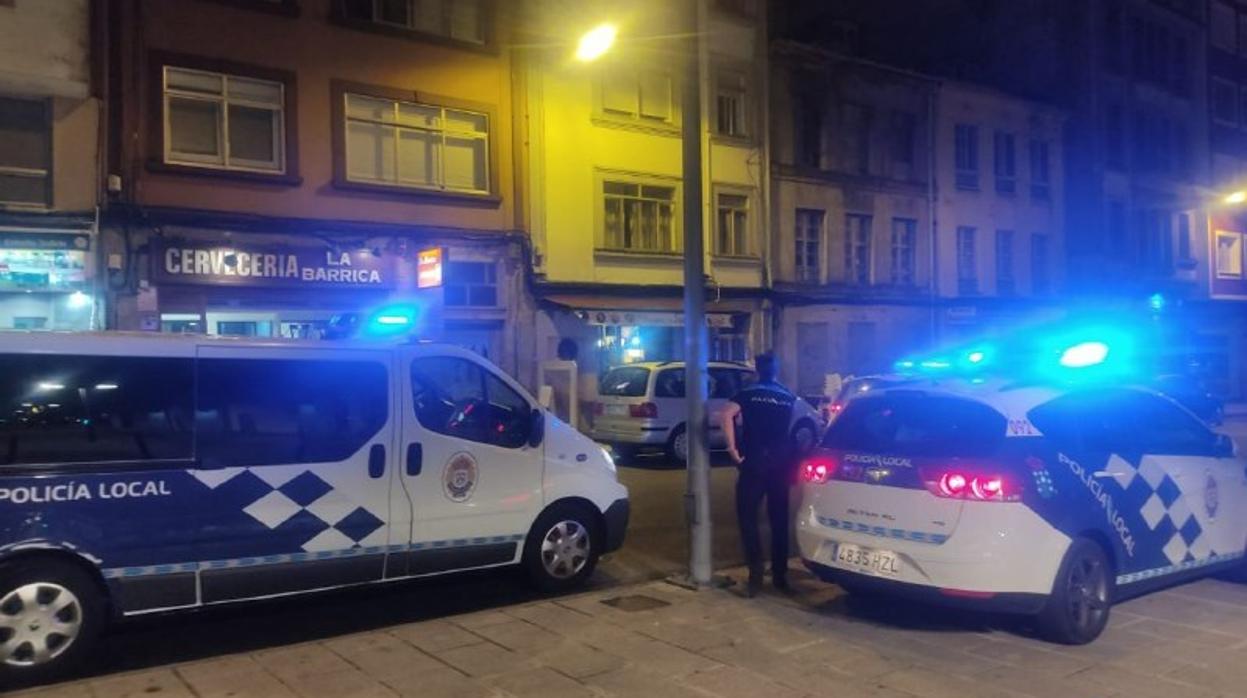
[1115,455,1214,565]
[101,535,526,579]
[816,515,949,545]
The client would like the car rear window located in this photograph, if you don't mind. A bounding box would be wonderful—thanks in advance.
[599,367,651,397]
[820,392,1007,457]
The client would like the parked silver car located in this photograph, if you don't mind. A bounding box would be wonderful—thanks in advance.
[591,361,822,463]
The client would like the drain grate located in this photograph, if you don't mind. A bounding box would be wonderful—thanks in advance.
[600,594,671,612]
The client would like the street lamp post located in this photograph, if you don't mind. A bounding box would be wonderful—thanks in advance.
[575,1,717,587]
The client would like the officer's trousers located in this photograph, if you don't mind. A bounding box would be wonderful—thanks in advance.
[735,462,790,581]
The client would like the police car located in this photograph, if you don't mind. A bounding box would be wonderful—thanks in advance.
[798,334,1246,644]
[0,328,628,680]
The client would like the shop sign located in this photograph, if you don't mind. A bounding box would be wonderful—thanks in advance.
[582,310,734,328]
[417,247,445,289]
[0,232,91,251]
[152,240,396,289]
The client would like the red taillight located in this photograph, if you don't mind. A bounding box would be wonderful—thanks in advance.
[801,457,836,484]
[629,402,658,418]
[923,467,1017,502]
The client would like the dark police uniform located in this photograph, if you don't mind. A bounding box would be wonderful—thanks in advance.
[729,379,798,586]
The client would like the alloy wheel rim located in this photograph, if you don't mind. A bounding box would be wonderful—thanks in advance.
[1066,555,1108,632]
[541,520,590,579]
[675,431,688,461]
[0,583,82,667]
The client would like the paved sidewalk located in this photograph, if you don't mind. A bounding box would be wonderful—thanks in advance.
[12,565,1247,698]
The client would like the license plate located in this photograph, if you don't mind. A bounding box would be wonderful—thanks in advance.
[834,543,901,577]
[605,404,628,416]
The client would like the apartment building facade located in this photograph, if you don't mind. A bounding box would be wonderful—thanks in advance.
[98,0,533,376]
[0,0,101,332]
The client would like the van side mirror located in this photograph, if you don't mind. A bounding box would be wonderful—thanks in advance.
[528,408,545,448]
[1214,433,1236,458]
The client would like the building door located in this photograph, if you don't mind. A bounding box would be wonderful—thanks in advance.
[797,322,830,397]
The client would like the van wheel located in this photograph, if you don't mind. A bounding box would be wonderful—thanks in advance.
[667,425,688,465]
[0,558,104,684]
[1037,538,1112,645]
[523,503,602,593]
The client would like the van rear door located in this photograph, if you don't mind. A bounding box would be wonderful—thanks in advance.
[191,345,404,602]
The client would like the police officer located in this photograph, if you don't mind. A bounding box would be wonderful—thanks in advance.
[720,352,797,596]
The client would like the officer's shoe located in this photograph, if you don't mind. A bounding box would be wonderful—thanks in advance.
[772,576,792,594]
[746,572,763,598]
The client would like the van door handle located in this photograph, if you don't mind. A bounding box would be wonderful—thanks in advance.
[368,444,385,479]
[407,443,423,476]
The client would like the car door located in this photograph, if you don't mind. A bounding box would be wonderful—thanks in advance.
[191,345,404,602]
[393,347,544,577]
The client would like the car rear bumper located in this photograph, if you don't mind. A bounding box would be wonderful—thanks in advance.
[802,559,1048,614]
[589,423,671,446]
[795,496,1070,597]
[602,498,630,553]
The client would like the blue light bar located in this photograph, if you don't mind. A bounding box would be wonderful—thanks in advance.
[1059,341,1110,368]
[366,304,420,337]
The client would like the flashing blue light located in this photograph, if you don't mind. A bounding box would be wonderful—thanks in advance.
[629,334,642,347]
[919,358,952,370]
[366,304,419,336]
[1147,293,1166,312]
[966,351,986,364]
[1058,341,1110,368]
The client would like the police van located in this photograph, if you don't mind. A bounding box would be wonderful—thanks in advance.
[0,331,629,680]
[798,335,1246,644]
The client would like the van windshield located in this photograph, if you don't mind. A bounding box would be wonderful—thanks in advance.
[820,392,1006,457]
[599,367,651,397]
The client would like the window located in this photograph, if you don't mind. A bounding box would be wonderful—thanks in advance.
[0,97,50,206]
[890,111,916,167]
[196,358,388,467]
[1212,2,1237,52]
[995,229,1014,294]
[1217,231,1244,278]
[715,192,750,256]
[1029,140,1050,199]
[164,66,285,173]
[1029,389,1217,457]
[822,394,1006,458]
[602,179,677,253]
[444,261,497,307]
[890,218,916,285]
[601,68,675,125]
[0,355,193,467]
[794,93,822,168]
[1031,233,1050,294]
[794,208,823,283]
[653,368,685,398]
[708,368,746,398]
[712,336,748,363]
[954,124,979,189]
[599,367,650,397]
[844,214,872,284]
[715,73,747,138]
[957,226,977,294]
[340,0,485,45]
[1213,78,1238,127]
[344,92,489,194]
[411,357,531,448]
[839,103,872,174]
[993,131,1016,194]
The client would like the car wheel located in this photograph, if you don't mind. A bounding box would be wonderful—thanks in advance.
[666,424,688,465]
[0,558,105,684]
[1037,538,1112,645]
[792,419,817,458]
[523,503,602,593]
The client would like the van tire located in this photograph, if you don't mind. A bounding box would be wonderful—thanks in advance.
[666,425,688,465]
[1037,537,1112,645]
[523,503,602,593]
[0,558,105,684]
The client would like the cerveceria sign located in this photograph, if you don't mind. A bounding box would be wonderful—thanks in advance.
[152,240,396,289]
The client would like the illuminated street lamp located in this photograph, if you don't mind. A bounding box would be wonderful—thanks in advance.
[1224,190,1247,205]
[575,23,616,62]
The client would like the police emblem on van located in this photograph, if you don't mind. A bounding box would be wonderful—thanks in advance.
[444,452,479,502]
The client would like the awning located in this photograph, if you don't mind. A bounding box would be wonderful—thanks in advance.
[542,294,741,328]
[0,211,94,251]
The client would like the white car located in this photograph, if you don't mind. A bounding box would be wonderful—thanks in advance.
[798,377,1245,644]
[591,361,822,462]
